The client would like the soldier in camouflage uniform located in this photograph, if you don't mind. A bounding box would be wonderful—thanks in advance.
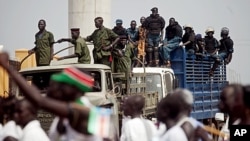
[57,28,91,64]
[86,17,120,67]
[112,36,135,73]
[28,19,55,66]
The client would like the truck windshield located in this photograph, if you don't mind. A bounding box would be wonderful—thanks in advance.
[145,74,162,98]
[19,70,101,96]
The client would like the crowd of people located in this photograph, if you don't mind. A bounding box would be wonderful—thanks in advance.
[28,7,234,77]
[0,49,250,141]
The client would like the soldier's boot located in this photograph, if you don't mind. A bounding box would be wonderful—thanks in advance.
[154,46,159,67]
[146,47,153,67]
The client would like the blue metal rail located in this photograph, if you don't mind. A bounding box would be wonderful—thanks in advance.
[170,47,228,119]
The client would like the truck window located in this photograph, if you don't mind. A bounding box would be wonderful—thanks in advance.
[165,73,173,94]
[105,72,113,91]
[90,72,102,92]
[145,74,163,99]
[19,71,101,95]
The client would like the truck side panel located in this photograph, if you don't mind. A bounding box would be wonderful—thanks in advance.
[171,47,228,119]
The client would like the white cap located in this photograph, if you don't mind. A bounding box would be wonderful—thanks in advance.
[215,112,224,121]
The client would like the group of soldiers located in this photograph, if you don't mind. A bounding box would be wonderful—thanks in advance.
[29,7,234,76]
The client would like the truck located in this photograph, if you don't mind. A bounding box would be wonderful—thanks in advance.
[133,47,228,122]
[10,46,227,134]
[12,59,159,135]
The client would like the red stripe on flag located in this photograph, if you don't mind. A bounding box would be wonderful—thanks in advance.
[65,67,94,87]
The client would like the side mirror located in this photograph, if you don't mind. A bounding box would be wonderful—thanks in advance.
[114,84,121,95]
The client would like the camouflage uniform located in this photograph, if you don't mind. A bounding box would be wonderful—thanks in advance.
[112,43,134,73]
[86,26,118,67]
[34,30,54,66]
[74,37,91,64]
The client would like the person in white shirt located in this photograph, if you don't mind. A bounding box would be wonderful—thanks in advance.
[120,95,157,141]
[0,95,22,141]
[156,88,211,141]
[14,99,49,141]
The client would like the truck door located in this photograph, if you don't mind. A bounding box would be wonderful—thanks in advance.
[164,72,176,96]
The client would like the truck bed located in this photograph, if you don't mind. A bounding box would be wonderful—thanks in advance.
[171,47,228,119]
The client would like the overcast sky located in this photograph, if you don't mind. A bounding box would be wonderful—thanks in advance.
[0,0,249,84]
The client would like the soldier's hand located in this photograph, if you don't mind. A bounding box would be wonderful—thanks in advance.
[57,57,64,61]
[57,39,64,43]
[28,49,35,55]
[0,52,9,67]
[102,45,112,51]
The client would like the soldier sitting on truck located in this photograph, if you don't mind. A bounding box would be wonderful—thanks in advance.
[57,28,91,64]
[180,24,196,58]
[209,27,234,76]
[0,53,112,140]
[159,18,182,67]
[204,27,219,61]
[195,34,205,60]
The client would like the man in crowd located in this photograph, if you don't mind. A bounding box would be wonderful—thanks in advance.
[0,52,111,141]
[57,28,91,64]
[209,27,234,76]
[28,19,55,66]
[120,95,156,141]
[86,17,120,67]
[218,84,244,141]
[143,7,165,67]
[157,88,211,141]
[15,99,50,141]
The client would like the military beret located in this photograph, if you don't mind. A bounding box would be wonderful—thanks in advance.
[70,28,80,32]
[151,7,158,12]
[116,19,123,24]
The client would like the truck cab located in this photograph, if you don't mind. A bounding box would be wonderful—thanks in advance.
[16,63,120,133]
[132,67,176,100]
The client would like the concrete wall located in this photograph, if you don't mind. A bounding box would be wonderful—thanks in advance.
[68,0,111,63]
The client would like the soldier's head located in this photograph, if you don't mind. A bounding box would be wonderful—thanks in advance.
[38,19,46,31]
[115,19,123,27]
[94,17,103,28]
[171,88,193,115]
[140,16,145,24]
[151,7,158,16]
[70,28,80,39]
[219,84,244,117]
[221,27,229,38]
[205,27,215,37]
[183,24,193,33]
[120,36,128,46]
[48,67,94,102]
[130,20,137,30]
[14,99,38,128]
[157,95,170,123]
[169,17,175,26]
[123,95,145,118]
